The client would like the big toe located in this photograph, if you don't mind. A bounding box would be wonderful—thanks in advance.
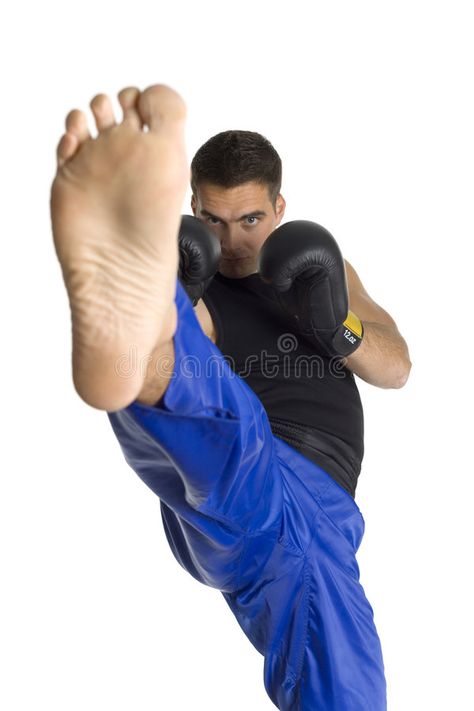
[137,84,187,133]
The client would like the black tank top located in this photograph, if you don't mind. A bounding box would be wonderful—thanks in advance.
[203,272,364,497]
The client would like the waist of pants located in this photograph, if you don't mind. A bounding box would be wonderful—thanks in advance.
[268,418,361,498]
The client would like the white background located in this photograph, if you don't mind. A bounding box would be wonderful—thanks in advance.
[1,1,473,709]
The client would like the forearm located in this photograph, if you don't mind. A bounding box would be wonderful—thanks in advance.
[135,336,175,406]
[342,321,412,389]
[135,297,218,407]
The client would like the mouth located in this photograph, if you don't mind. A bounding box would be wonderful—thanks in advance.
[221,256,249,262]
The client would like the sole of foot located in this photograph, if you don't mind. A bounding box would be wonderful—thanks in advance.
[50,84,189,411]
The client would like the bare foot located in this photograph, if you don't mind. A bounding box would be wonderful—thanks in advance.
[50,84,189,411]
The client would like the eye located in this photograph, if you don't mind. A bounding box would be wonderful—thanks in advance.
[245,216,259,225]
[206,216,221,225]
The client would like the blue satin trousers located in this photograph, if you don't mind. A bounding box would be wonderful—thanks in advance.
[107,280,387,710]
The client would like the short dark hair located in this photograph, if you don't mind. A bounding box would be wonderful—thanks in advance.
[190,130,282,209]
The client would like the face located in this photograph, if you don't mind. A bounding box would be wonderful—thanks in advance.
[191,181,286,278]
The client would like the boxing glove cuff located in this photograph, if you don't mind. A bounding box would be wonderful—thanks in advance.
[331,310,364,356]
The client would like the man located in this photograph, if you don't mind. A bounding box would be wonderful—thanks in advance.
[50,83,411,710]
[185,129,409,498]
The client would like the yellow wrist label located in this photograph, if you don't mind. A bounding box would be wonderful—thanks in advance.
[343,310,363,338]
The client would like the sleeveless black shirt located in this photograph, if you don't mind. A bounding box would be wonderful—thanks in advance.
[202,271,364,498]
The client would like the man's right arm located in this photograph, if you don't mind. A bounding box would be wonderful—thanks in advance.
[194,298,217,344]
[135,298,216,407]
[136,211,219,407]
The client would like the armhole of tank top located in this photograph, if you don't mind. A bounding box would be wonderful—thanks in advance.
[202,291,224,350]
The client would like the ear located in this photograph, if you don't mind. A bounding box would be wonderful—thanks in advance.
[275,193,286,224]
[191,193,197,215]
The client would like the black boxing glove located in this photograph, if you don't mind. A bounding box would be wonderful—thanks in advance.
[178,215,221,306]
[258,220,363,357]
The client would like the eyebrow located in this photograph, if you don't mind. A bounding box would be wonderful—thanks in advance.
[200,209,268,222]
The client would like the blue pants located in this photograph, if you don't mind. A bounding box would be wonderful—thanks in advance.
[108,280,387,710]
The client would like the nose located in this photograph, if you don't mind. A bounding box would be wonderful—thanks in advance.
[220,224,243,257]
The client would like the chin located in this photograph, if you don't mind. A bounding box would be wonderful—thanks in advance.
[219,259,256,278]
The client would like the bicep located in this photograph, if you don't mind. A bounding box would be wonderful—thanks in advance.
[344,259,397,327]
[194,298,217,343]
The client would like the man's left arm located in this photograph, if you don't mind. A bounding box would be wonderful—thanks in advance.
[342,260,412,389]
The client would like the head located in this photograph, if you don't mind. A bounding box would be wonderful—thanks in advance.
[190,130,286,278]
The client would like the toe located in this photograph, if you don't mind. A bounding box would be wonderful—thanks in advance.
[90,93,117,132]
[65,109,91,143]
[137,84,186,133]
[56,132,79,169]
[118,86,143,129]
